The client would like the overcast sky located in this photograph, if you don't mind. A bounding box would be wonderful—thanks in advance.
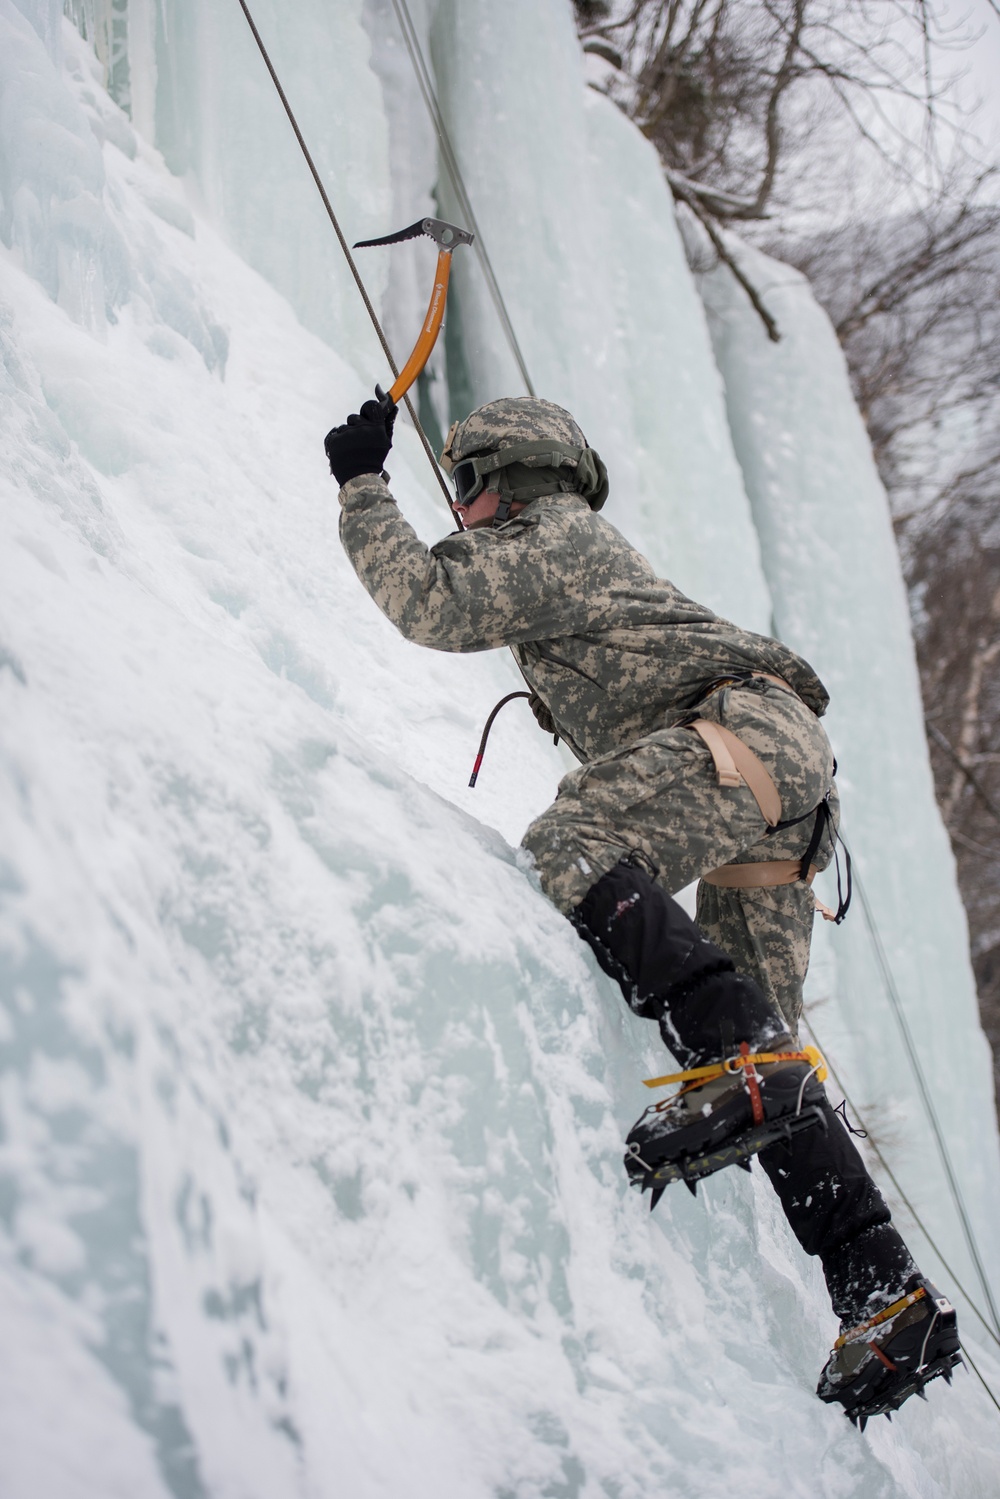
[949,0,1000,154]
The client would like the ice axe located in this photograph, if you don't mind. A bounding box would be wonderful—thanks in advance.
[354,217,474,409]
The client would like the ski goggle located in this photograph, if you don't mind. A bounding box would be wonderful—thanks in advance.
[439,424,495,506]
[440,434,601,508]
[451,455,493,506]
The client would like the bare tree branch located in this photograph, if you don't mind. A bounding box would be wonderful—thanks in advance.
[926,719,1000,829]
[674,189,781,339]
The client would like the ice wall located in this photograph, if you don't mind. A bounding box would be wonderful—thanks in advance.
[2,3,1000,1497]
[430,0,772,629]
[698,243,1000,1309]
[360,0,448,436]
[149,0,394,373]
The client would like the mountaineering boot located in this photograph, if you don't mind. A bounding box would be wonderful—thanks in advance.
[571,858,826,1196]
[817,1276,961,1428]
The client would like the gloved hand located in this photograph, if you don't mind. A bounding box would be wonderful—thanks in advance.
[528,691,558,738]
[324,397,397,486]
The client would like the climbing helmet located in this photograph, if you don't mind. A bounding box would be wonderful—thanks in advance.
[440,397,609,512]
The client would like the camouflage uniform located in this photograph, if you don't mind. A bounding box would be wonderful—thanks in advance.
[338,478,835,1032]
[337,396,918,1327]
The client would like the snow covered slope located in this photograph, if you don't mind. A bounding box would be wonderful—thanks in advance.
[1,3,999,1496]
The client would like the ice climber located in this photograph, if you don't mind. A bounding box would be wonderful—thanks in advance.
[324,394,961,1426]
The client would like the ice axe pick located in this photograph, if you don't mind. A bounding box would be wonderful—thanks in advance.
[354,217,474,409]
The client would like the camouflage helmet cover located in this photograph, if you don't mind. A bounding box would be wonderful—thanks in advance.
[441,397,609,511]
[448,397,586,461]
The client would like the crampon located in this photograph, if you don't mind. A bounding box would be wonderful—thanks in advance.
[817,1278,962,1429]
[624,1043,828,1210]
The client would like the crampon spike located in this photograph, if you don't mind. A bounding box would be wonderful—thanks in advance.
[685,1179,698,1197]
[857,1415,867,1433]
[649,1186,665,1213]
[622,1104,824,1199]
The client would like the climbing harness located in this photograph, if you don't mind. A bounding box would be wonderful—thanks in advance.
[684,675,853,922]
[470,670,852,916]
[702,859,820,888]
[687,718,783,826]
[700,841,847,924]
[354,217,474,410]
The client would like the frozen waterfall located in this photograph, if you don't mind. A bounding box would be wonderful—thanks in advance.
[1,2,999,1496]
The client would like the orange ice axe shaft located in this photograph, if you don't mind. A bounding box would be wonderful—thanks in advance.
[354,217,474,408]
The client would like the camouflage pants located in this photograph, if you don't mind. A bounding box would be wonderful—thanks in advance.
[522,679,838,1033]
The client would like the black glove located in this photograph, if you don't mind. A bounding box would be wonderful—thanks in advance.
[324,398,397,486]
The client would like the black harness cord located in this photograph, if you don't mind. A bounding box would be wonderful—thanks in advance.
[469,693,531,787]
[234,0,457,518]
[785,795,852,922]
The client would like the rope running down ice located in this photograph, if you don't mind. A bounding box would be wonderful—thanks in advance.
[838,833,1000,1339]
[805,1018,999,1351]
[388,0,537,398]
[804,1017,1000,1417]
[234,0,456,513]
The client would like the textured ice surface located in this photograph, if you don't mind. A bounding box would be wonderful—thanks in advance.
[699,242,1000,1311]
[1,3,999,1496]
[149,0,393,369]
[431,0,772,629]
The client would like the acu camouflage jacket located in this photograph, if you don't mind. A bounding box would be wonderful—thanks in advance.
[338,477,829,765]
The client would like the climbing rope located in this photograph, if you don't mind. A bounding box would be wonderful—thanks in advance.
[804,1016,1000,1415]
[962,1342,1000,1419]
[388,0,537,398]
[804,1016,999,1349]
[837,833,1000,1340]
[235,0,456,514]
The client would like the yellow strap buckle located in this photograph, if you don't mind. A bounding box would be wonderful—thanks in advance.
[834,1286,927,1349]
[643,1044,827,1091]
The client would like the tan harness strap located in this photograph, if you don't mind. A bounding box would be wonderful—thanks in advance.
[702,859,837,922]
[688,719,782,828]
[702,860,817,888]
[690,676,840,921]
